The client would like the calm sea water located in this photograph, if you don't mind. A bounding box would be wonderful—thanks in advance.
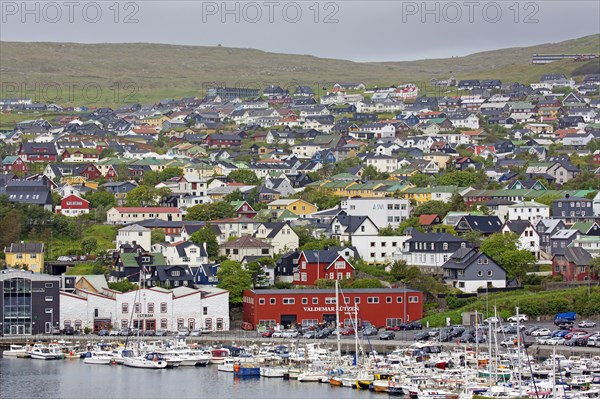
[0,357,376,399]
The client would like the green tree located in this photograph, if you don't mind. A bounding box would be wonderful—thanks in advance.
[362,165,390,181]
[84,190,116,209]
[126,186,172,207]
[301,189,340,210]
[108,278,138,293]
[389,260,409,281]
[409,173,434,188]
[246,257,275,288]
[413,201,450,218]
[217,260,252,304]
[227,170,260,185]
[480,233,536,285]
[349,278,384,288]
[0,209,22,249]
[190,225,219,259]
[186,202,235,221]
[151,230,166,245]
[448,192,467,212]
[81,237,98,254]
[300,238,342,251]
[158,167,183,182]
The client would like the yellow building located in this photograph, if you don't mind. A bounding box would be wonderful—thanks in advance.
[267,199,318,215]
[4,242,45,273]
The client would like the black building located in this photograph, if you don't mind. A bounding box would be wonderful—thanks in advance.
[1,269,61,335]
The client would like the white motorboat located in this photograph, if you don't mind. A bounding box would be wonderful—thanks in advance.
[83,351,113,365]
[2,344,30,358]
[260,366,288,378]
[122,352,168,369]
[29,346,59,360]
[217,358,236,372]
[210,348,230,364]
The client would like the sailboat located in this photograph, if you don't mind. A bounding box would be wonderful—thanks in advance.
[123,352,168,369]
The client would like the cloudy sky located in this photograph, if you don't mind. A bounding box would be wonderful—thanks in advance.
[1,1,599,61]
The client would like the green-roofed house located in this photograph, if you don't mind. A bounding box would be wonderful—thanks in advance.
[111,252,168,283]
[571,222,600,236]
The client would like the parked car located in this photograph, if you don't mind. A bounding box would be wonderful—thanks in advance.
[415,331,430,341]
[143,330,155,336]
[303,330,317,339]
[578,320,597,328]
[525,326,542,336]
[379,331,395,340]
[407,321,423,330]
[362,326,379,336]
[557,321,574,330]
[109,330,120,336]
[62,326,76,335]
[57,256,73,262]
[586,333,600,347]
[531,328,551,337]
[316,328,333,339]
[177,329,190,337]
[500,336,519,348]
[341,327,355,336]
[261,330,274,338]
[154,330,168,337]
[507,314,528,323]
[190,329,202,337]
[547,337,565,346]
[483,317,502,325]
[118,328,131,336]
[386,324,406,331]
[97,329,109,336]
[281,330,299,338]
[428,328,440,337]
[536,336,550,345]
[508,323,526,331]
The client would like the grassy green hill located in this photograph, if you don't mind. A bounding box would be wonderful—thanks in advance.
[0,34,598,106]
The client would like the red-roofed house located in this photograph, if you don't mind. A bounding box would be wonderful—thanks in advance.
[419,214,441,227]
[106,207,182,224]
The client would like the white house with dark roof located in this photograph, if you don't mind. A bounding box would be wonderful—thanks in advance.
[501,220,541,259]
[442,248,506,293]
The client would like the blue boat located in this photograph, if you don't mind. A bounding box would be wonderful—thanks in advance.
[233,363,261,377]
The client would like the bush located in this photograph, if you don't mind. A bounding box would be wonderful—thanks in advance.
[274,281,293,289]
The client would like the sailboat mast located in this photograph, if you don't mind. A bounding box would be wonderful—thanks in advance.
[335,281,341,359]
[516,306,522,397]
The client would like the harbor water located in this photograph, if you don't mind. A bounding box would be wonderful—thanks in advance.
[0,357,374,399]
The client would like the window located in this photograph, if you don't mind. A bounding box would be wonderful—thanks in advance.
[121,320,128,328]
[270,298,276,305]
[171,270,181,277]
[487,270,493,277]
[312,298,318,304]
[396,296,402,303]
[45,308,53,313]
[161,319,168,329]
[335,261,345,269]
[325,297,336,304]
[301,261,306,269]
[134,303,141,313]
[386,297,392,303]
[367,297,379,304]
[160,303,167,313]
[355,297,360,304]
[45,283,53,288]
[443,243,448,250]
[344,297,350,304]
[346,272,351,279]
[409,296,419,303]
[283,298,295,304]
[477,271,483,276]
[45,296,53,302]
[301,273,307,282]
[147,303,154,313]
[259,298,265,305]
[302,298,308,304]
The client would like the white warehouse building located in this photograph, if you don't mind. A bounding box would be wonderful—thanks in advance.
[60,285,229,333]
[341,197,412,229]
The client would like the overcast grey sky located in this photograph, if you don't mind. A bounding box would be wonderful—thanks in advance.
[1,1,599,61]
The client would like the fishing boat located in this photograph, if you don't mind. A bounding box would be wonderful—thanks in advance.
[2,344,30,358]
[122,352,168,369]
[217,358,236,372]
[83,351,113,365]
[260,365,288,378]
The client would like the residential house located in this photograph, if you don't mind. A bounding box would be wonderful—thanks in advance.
[152,241,208,267]
[550,229,579,256]
[106,207,183,225]
[398,231,470,273]
[230,201,257,219]
[507,201,550,223]
[293,250,355,285]
[116,224,152,251]
[552,195,594,222]
[502,220,541,259]
[341,197,411,229]
[455,215,503,235]
[220,236,272,262]
[18,142,58,162]
[3,242,45,273]
[253,222,299,254]
[56,194,90,217]
[442,248,507,293]
[552,247,596,282]
[267,199,317,217]
[535,219,568,256]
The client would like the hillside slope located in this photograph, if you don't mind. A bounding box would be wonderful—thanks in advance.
[0,35,598,105]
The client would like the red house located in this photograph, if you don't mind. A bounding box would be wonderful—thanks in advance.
[293,250,355,286]
[57,194,90,217]
[76,163,103,180]
[61,148,101,163]
[18,143,58,162]
[594,152,600,165]
[203,133,242,148]
[2,156,30,174]
[242,287,424,329]
[230,201,257,218]
[552,247,596,282]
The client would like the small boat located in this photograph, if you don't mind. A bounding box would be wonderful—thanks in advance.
[217,358,236,372]
[210,348,230,364]
[29,346,59,360]
[122,352,168,369]
[260,366,288,378]
[298,370,328,382]
[83,351,113,365]
[233,363,260,377]
[2,345,30,358]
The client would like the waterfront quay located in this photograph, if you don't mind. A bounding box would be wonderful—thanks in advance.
[2,332,600,359]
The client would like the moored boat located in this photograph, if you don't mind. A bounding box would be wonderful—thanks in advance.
[2,345,29,358]
[122,352,168,369]
[83,351,113,365]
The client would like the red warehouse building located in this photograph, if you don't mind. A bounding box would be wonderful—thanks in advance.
[243,288,424,329]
